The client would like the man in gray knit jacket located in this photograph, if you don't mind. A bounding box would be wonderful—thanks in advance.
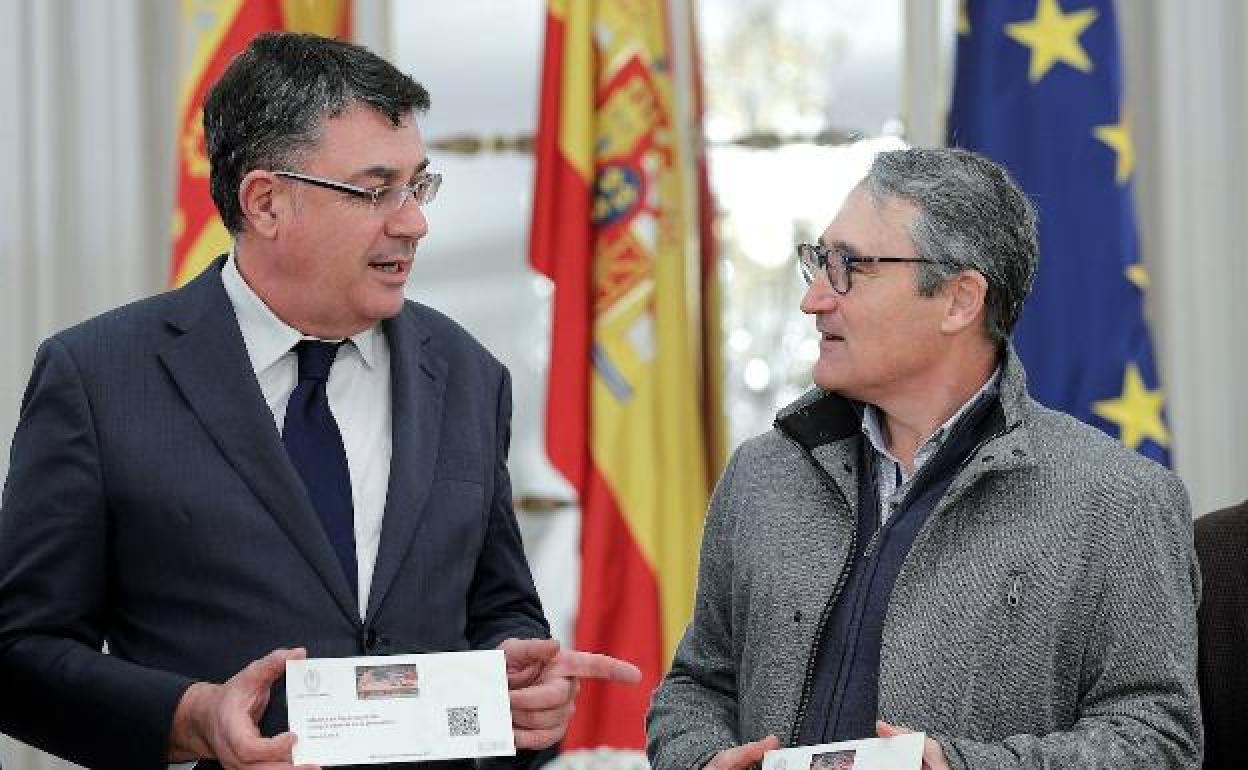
[647,147,1201,770]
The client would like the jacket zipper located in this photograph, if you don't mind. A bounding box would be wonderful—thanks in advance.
[783,417,1022,742]
[859,416,1020,560]
[780,430,859,745]
[1007,571,1024,608]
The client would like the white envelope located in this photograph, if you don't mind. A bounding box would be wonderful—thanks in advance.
[286,650,515,766]
[762,734,925,770]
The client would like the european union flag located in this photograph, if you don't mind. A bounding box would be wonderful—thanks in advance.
[949,0,1170,466]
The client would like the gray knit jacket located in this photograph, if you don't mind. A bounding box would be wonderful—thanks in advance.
[647,347,1202,770]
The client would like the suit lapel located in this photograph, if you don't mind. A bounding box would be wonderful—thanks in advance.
[157,262,359,623]
[366,307,447,622]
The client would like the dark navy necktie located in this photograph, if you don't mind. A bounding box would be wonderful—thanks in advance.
[283,340,357,596]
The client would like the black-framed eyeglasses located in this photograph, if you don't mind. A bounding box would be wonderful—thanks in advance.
[274,169,442,213]
[796,242,942,294]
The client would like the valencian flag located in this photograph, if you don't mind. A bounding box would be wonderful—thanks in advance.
[530,0,721,750]
[949,0,1170,465]
[171,0,351,287]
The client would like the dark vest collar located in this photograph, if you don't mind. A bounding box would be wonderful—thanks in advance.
[774,347,1026,453]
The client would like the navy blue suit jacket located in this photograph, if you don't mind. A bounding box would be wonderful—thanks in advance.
[0,259,548,769]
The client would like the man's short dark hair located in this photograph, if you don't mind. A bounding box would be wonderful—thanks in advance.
[863,147,1039,344]
[204,32,431,233]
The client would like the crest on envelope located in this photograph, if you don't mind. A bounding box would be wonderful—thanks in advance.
[304,667,322,694]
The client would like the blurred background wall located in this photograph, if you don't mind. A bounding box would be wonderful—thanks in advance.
[2,0,1246,766]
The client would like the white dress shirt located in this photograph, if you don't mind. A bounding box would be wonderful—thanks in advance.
[221,252,392,619]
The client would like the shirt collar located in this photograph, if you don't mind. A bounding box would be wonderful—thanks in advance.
[221,248,382,374]
[348,323,383,370]
[861,365,1003,466]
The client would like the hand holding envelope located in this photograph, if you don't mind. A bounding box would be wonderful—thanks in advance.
[875,721,949,770]
[705,734,782,770]
[169,646,320,770]
[171,639,641,768]
[760,731,927,770]
[499,637,643,749]
[704,729,933,770]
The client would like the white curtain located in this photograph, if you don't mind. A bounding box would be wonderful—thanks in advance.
[0,0,176,489]
[1124,0,1248,516]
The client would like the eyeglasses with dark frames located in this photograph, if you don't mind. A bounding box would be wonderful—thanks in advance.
[273,169,442,213]
[796,242,943,294]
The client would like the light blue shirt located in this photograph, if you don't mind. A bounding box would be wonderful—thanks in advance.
[861,367,1002,524]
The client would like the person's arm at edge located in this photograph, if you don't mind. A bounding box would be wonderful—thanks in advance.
[466,363,549,770]
[0,338,194,770]
[648,449,752,770]
[168,647,320,769]
[465,364,549,650]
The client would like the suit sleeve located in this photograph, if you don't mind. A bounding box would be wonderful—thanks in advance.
[939,469,1203,770]
[464,365,549,649]
[0,337,193,770]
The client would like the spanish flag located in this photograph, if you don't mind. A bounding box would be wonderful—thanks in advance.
[530,0,720,749]
[171,0,351,287]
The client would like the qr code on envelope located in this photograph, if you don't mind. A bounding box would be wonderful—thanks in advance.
[447,706,480,737]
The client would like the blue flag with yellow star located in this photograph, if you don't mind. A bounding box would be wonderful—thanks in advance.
[949,0,1170,465]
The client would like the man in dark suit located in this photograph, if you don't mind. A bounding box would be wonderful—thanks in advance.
[1195,500,1248,770]
[0,32,636,770]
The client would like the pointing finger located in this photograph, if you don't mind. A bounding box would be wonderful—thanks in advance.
[547,649,641,683]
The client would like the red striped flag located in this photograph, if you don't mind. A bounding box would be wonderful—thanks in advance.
[530,0,721,750]
[171,0,351,287]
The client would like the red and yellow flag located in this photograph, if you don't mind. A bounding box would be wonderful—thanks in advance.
[530,0,721,749]
[171,0,351,287]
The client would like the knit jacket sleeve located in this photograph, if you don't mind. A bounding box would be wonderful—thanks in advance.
[939,466,1203,770]
[647,449,749,770]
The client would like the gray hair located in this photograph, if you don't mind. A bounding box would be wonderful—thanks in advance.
[862,147,1038,344]
[204,32,431,234]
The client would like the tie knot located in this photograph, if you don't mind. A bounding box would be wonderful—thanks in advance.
[294,340,344,382]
